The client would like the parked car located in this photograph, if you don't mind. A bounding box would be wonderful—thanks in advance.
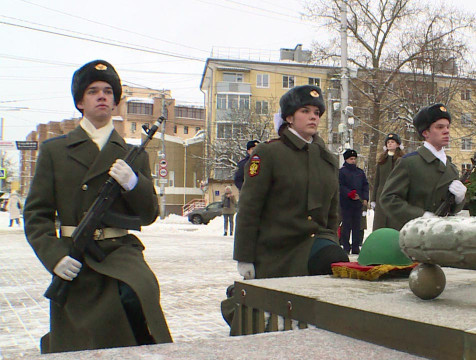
[188,201,223,225]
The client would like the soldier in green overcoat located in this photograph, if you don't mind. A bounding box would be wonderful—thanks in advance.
[23,60,172,353]
[234,85,349,280]
[370,133,405,230]
[380,104,466,231]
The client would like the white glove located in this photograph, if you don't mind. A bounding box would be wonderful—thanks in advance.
[422,211,435,218]
[362,211,367,217]
[449,180,467,204]
[109,159,138,191]
[370,201,376,210]
[237,262,255,280]
[53,256,82,281]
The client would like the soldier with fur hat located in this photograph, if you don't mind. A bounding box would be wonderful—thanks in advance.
[371,132,405,230]
[24,60,172,353]
[234,139,260,191]
[222,84,349,334]
[380,104,466,230]
[339,149,369,254]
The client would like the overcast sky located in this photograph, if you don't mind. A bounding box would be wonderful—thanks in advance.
[1,0,475,146]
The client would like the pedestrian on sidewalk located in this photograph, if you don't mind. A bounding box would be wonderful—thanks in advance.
[222,186,236,236]
[371,133,405,231]
[7,191,22,227]
[339,149,369,254]
[23,60,172,354]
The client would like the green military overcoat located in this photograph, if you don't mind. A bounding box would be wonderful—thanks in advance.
[233,128,340,279]
[380,146,464,231]
[371,155,400,230]
[24,127,172,353]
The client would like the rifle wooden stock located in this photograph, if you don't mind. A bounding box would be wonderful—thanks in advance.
[44,117,164,306]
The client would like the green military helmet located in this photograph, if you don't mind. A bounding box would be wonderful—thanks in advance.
[358,228,413,266]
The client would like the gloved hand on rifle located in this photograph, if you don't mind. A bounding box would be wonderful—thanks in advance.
[449,180,467,204]
[238,262,255,280]
[53,256,82,281]
[370,201,376,210]
[109,159,138,191]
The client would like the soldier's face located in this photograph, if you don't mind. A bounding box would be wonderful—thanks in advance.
[77,81,115,129]
[386,139,398,151]
[286,105,320,141]
[422,118,450,151]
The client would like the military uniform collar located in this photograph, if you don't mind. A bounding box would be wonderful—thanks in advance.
[419,144,446,165]
[66,125,127,151]
[423,141,447,165]
[283,128,319,150]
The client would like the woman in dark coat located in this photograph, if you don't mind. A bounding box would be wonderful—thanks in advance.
[234,85,349,280]
[371,133,404,230]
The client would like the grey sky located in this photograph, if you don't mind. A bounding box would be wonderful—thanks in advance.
[0,0,474,144]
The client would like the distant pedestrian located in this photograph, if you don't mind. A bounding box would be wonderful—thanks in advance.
[380,104,465,230]
[7,191,22,227]
[222,186,236,236]
[339,149,369,254]
[234,140,259,191]
[371,133,405,230]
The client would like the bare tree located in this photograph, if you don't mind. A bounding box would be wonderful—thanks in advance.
[201,99,278,181]
[304,0,476,183]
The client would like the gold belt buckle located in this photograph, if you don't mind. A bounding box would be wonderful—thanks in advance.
[94,229,104,240]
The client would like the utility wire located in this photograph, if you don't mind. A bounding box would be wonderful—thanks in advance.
[16,0,210,54]
[0,19,206,63]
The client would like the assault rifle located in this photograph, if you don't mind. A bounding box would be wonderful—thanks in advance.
[435,157,475,217]
[44,117,165,307]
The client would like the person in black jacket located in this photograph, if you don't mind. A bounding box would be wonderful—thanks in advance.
[339,149,369,254]
[234,140,259,191]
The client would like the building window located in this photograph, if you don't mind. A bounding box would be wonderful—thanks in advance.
[223,72,243,82]
[462,163,472,172]
[461,89,471,101]
[216,94,250,110]
[131,122,137,133]
[308,77,320,87]
[218,123,246,139]
[461,138,472,151]
[257,74,269,88]
[127,102,153,115]
[256,100,269,115]
[173,125,177,133]
[332,133,339,144]
[217,94,227,109]
[195,127,201,133]
[363,133,370,146]
[184,126,189,134]
[462,113,472,126]
[283,75,295,89]
[169,170,174,187]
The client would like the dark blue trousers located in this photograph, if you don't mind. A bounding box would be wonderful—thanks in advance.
[340,207,362,254]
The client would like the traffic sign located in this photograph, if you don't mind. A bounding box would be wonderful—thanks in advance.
[159,168,168,177]
[159,178,168,184]
[159,159,168,168]
[0,168,6,179]
[16,141,38,150]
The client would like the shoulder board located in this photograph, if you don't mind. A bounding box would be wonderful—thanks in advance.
[42,135,67,144]
[265,138,281,144]
[402,151,418,158]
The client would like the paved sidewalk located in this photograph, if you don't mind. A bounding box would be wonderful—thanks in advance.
[0,219,239,359]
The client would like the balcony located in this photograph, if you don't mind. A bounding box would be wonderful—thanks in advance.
[216,82,251,94]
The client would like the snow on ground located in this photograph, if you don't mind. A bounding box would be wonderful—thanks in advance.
[0,208,376,238]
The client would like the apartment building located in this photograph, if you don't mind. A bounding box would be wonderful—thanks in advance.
[200,47,337,180]
[20,86,206,215]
